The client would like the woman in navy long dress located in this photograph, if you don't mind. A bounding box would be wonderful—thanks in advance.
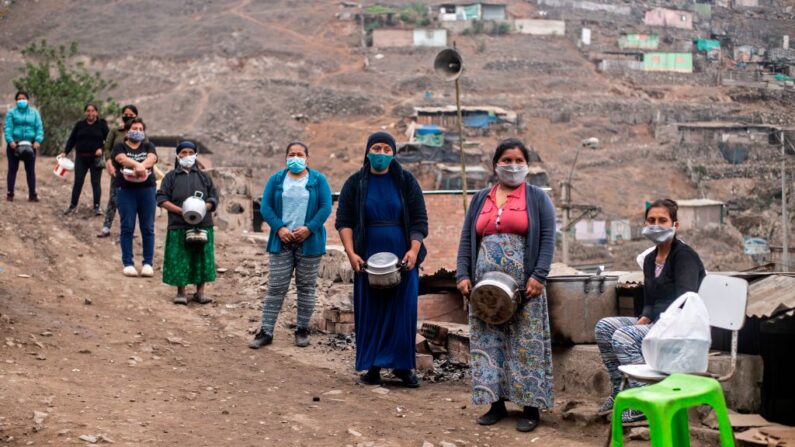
[335,132,428,387]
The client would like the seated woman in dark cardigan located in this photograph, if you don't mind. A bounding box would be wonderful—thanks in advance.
[594,198,706,423]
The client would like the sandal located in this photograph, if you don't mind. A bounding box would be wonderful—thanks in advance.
[173,294,188,305]
[192,293,213,304]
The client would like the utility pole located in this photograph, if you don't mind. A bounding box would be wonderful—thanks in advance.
[360,3,369,69]
[782,130,790,272]
[561,181,571,266]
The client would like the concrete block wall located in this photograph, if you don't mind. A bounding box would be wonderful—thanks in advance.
[324,192,475,273]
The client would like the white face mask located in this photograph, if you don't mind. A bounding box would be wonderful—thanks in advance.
[495,164,529,187]
[642,225,676,244]
[179,155,197,169]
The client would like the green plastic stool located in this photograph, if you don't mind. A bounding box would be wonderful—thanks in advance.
[611,373,735,447]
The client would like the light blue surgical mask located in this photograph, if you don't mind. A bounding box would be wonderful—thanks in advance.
[286,156,306,174]
[367,153,393,171]
[16,99,28,109]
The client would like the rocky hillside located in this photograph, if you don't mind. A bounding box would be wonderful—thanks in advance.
[1,0,793,268]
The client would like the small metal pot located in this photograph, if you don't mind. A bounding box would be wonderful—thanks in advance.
[470,271,521,325]
[185,228,208,247]
[363,252,405,289]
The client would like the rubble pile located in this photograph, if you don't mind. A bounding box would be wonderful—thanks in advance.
[292,88,384,121]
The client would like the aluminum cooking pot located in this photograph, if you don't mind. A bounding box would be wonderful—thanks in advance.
[470,271,521,325]
[363,252,405,289]
[546,274,619,344]
[182,191,207,226]
[185,228,208,247]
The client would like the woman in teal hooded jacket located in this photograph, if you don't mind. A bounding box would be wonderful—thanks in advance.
[5,90,44,201]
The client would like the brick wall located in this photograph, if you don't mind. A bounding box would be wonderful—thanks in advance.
[324,192,475,274]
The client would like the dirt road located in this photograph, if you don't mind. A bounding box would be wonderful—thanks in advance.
[0,158,650,446]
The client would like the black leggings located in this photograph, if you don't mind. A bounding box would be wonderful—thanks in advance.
[69,156,102,208]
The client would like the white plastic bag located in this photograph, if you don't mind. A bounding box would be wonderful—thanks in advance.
[641,292,712,374]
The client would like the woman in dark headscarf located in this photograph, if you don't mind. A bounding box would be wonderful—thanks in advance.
[156,141,219,304]
[335,132,428,387]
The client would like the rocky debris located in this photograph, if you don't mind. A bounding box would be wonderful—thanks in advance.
[78,434,114,443]
[484,58,564,73]
[292,88,383,121]
[166,336,190,346]
[371,387,390,395]
[628,427,651,441]
[561,400,603,426]
[32,411,48,425]
[418,358,470,384]
[318,333,355,352]
[318,248,354,283]
[347,428,363,437]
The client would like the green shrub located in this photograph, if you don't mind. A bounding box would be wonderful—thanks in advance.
[13,41,119,155]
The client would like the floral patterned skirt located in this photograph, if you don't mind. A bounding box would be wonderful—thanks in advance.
[162,228,216,287]
[469,233,554,408]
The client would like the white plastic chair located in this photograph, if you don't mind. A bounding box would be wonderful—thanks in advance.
[617,274,749,386]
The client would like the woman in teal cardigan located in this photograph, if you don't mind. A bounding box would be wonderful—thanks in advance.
[250,141,332,349]
[5,90,44,201]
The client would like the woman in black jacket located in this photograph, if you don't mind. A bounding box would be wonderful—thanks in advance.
[595,198,706,423]
[61,103,109,215]
[335,131,428,388]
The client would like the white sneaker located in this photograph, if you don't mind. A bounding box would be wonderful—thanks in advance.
[123,266,139,277]
[140,264,154,277]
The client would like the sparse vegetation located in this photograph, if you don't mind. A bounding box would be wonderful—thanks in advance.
[13,41,119,156]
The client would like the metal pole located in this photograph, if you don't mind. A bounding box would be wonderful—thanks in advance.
[782,131,790,272]
[360,3,369,69]
[561,181,571,266]
[455,78,468,213]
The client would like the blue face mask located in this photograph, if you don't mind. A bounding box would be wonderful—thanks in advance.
[286,156,306,174]
[16,99,28,109]
[127,130,145,142]
[367,153,393,171]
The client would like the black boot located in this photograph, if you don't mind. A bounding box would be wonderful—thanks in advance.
[294,327,310,347]
[393,369,420,388]
[359,367,381,385]
[516,406,540,432]
[477,400,508,426]
[248,330,273,349]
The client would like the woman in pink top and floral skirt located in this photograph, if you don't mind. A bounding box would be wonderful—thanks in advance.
[456,138,556,433]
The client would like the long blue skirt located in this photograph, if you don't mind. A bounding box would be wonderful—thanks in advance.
[354,223,419,371]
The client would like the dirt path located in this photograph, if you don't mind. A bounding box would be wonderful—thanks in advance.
[0,158,654,446]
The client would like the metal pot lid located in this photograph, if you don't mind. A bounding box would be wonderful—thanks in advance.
[366,252,399,270]
[480,271,519,288]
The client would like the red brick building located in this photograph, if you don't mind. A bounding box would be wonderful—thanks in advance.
[324,192,475,274]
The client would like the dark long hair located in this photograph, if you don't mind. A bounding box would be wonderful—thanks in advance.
[645,198,679,222]
[492,138,531,167]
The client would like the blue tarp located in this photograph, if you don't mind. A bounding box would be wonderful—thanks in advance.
[415,125,443,135]
[463,112,492,129]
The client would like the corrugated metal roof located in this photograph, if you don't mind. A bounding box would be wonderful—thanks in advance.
[677,198,724,207]
[747,275,795,318]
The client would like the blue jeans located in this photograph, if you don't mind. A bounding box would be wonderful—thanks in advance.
[117,187,156,267]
